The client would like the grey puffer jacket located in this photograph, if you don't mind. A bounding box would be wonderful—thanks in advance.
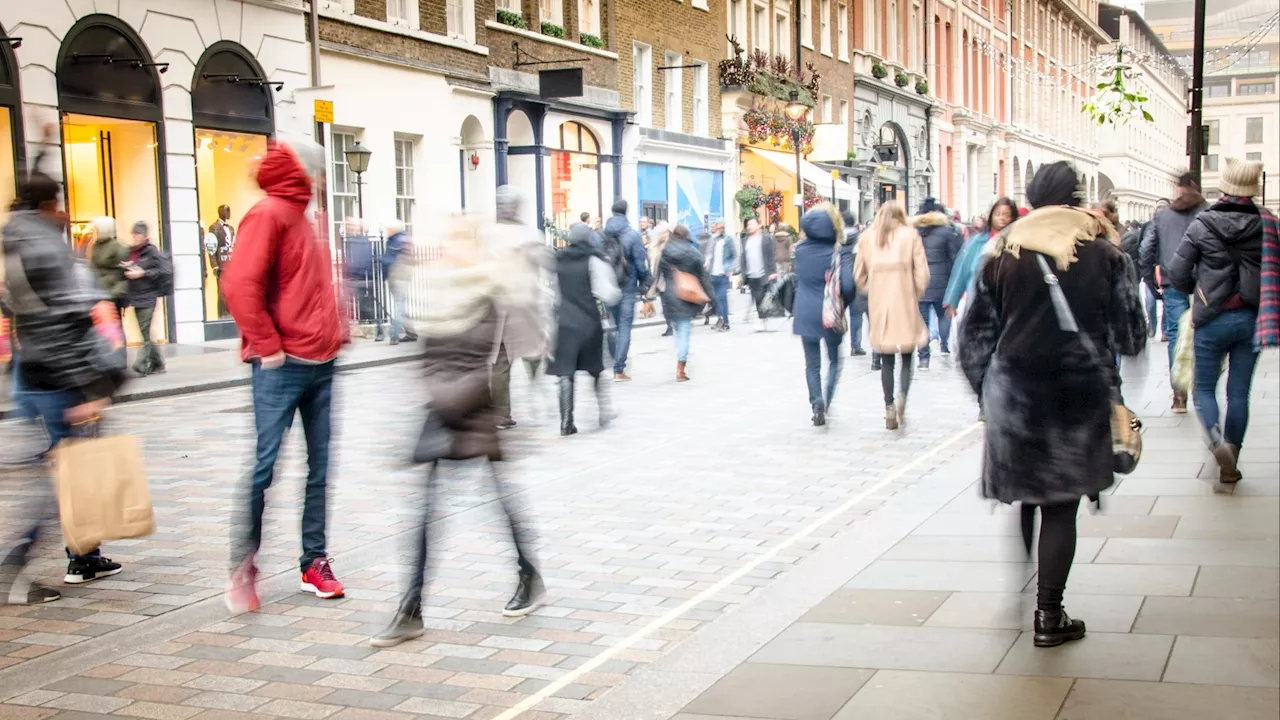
[2,211,126,400]
[1167,197,1264,328]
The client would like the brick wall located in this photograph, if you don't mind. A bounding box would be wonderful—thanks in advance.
[316,17,488,75]
[616,0,725,137]
[354,0,386,22]
[796,0,854,149]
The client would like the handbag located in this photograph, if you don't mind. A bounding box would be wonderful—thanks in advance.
[1034,254,1142,474]
[54,430,155,555]
[1171,310,1195,393]
[822,246,848,332]
[674,269,709,304]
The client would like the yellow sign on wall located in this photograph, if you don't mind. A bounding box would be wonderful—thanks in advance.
[314,99,334,124]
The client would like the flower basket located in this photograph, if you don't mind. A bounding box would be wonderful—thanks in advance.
[496,9,526,29]
[915,79,929,95]
[871,63,888,80]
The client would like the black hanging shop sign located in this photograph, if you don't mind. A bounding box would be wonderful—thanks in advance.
[512,42,586,99]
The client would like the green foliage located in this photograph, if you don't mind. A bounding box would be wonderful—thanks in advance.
[871,63,888,79]
[1082,47,1155,126]
[736,184,767,221]
[579,32,604,49]
[496,9,526,29]
[894,72,910,87]
[541,21,565,39]
[915,79,929,95]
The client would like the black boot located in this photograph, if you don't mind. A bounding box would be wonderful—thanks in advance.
[370,598,425,648]
[870,353,882,371]
[1034,607,1086,648]
[503,569,546,617]
[811,403,826,427]
[558,377,577,436]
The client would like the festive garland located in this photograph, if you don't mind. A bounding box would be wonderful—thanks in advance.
[802,186,824,210]
[744,106,815,155]
[735,184,767,221]
[764,190,785,219]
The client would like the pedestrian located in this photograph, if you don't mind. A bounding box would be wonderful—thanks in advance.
[222,136,346,612]
[843,210,870,357]
[549,222,620,436]
[1093,199,1120,231]
[380,221,417,346]
[741,217,778,329]
[1120,205,1162,337]
[1140,172,1209,413]
[1166,158,1271,485]
[372,215,545,647]
[644,222,672,336]
[343,219,384,341]
[123,221,171,376]
[854,201,929,430]
[659,224,713,382]
[959,161,1146,648]
[943,197,1018,319]
[601,199,652,381]
[487,186,554,429]
[1,152,128,602]
[773,223,796,275]
[703,218,737,331]
[911,198,964,369]
[88,217,128,321]
[792,204,855,426]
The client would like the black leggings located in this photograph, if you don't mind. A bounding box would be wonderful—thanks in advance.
[880,352,914,405]
[1022,501,1079,611]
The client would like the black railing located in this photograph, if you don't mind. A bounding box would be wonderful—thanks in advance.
[333,233,440,328]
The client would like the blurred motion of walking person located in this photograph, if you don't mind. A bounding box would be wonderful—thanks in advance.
[658,225,713,382]
[792,204,855,426]
[123,221,172,376]
[855,201,929,430]
[703,218,737,331]
[343,220,385,342]
[842,210,869,357]
[741,217,778,329]
[959,161,1146,648]
[380,221,417,346]
[773,223,796,275]
[88,217,128,321]
[372,215,545,648]
[644,222,672,336]
[601,199,651,381]
[550,222,620,436]
[222,136,346,613]
[1166,159,1272,485]
[944,197,1018,322]
[488,186,554,429]
[911,198,964,369]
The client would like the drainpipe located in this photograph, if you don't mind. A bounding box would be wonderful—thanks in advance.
[924,0,933,199]
[309,1,322,87]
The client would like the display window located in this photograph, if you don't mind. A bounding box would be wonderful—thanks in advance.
[0,106,14,229]
[61,112,165,346]
[195,129,267,320]
[550,121,602,233]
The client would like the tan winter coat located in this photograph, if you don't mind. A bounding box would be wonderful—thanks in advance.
[854,225,930,353]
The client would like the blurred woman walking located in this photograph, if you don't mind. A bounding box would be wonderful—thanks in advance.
[792,204,855,426]
[854,201,929,429]
[658,225,713,382]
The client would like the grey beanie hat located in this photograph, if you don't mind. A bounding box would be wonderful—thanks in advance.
[495,185,522,222]
[567,221,594,245]
[132,220,149,236]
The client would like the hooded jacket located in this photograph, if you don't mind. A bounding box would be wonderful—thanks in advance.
[1140,190,1208,290]
[221,141,343,364]
[792,205,854,339]
[602,214,652,295]
[1167,196,1264,328]
[912,212,964,302]
[90,226,129,301]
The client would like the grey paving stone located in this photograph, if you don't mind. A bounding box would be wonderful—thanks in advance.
[833,670,1073,720]
[1062,563,1198,596]
[245,666,331,685]
[681,663,874,720]
[925,592,1142,633]
[845,560,1034,593]
[799,589,950,626]
[1162,636,1280,688]
[431,656,514,674]
[1193,566,1280,600]
[751,622,1018,673]
[881,535,1106,564]
[176,645,256,661]
[391,697,481,718]
[1171,510,1280,540]
[1056,679,1280,720]
[381,681,468,700]
[314,689,404,710]
[42,677,131,696]
[996,631,1175,681]
[1076,514,1180,538]
[1095,539,1280,567]
[1133,596,1280,638]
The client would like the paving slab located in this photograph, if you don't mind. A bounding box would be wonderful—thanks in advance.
[832,670,1073,720]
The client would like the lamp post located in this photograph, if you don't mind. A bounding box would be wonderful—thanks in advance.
[344,141,372,221]
[785,90,808,218]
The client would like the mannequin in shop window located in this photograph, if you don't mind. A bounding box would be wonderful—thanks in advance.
[205,205,235,317]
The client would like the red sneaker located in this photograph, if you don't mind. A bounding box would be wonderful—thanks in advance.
[301,558,345,599]
[225,560,260,614]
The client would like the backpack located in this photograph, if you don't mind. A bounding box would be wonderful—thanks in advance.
[153,250,174,297]
[1204,223,1261,308]
[600,228,629,288]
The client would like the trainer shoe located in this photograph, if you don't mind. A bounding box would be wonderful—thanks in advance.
[7,580,60,605]
[64,554,122,584]
[301,557,345,599]
[225,559,261,614]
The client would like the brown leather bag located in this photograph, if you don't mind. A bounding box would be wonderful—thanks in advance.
[674,269,709,304]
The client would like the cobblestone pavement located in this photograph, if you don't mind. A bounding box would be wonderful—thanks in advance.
[0,310,1275,720]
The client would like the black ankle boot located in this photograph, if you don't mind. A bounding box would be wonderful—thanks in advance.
[558,377,577,436]
[1034,607,1086,648]
[503,569,546,617]
[370,600,425,647]
[811,403,826,427]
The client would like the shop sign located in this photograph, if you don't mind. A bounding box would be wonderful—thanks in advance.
[314,99,334,124]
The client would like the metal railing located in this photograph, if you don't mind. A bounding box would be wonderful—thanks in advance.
[332,232,440,328]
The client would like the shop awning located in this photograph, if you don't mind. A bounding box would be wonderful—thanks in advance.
[746,147,857,201]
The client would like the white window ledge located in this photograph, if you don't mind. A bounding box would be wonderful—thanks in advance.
[485,20,620,60]
[321,6,488,56]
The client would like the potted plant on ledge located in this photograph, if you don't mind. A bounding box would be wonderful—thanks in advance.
[894,72,909,88]
[871,62,888,80]
[496,9,526,29]
[915,79,929,95]
[541,21,565,39]
[579,32,604,49]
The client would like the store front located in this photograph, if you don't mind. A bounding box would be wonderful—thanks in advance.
[549,121,603,232]
[191,41,274,340]
[56,15,170,346]
[0,24,23,226]
[624,128,735,237]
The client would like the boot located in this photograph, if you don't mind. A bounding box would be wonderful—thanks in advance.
[1171,390,1187,414]
[896,394,908,428]
[1033,607,1086,648]
[370,599,425,648]
[503,569,546,617]
[870,353,882,371]
[676,361,690,382]
[557,377,577,436]
[594,375,617,428]
[1211,441,1242,484]
[885,404,899,430]
[812,403,826,427]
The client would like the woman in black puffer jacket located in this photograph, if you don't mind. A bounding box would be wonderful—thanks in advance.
[659,225,713,382]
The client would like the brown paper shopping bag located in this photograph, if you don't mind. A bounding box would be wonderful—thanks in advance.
[54,435,155,555]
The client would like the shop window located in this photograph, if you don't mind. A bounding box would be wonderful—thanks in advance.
[331,131,359,237]
[195,130,268,322]
[550,121,602,232]
[676,167,724,238]
[1246,117,1263,143]
[638,162,668,224]
[0,107,14,228]
[693,62,709,136]
[395,137,416,233]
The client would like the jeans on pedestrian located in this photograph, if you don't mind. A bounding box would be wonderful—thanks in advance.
[133,304,164,371]
[802,335,843,408]
[1192,309,1259,449]
[611,293,636,373]
[1143,282,1159,335]
[918,301,951,360]
[236,359,336,573]
[388,283,407,340]
[1162,288,1190,370]
[848,307,864,351]
[712,275,731,326]
[672,317,692,362]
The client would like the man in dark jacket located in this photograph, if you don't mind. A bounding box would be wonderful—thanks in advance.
[912,198,964,370]
[123,221,170,375]
[601,199,652,381]
[1140,172,1208,412]
[1121,207,1163,338]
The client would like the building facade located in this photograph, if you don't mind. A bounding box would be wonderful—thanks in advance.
[1097,3,1188,222]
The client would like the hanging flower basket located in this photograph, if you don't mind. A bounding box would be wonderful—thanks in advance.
[871,63,889,80]
[735,184,767,221]
[894,72,910,88]
[802,186,824,210]
[764,190,785,220]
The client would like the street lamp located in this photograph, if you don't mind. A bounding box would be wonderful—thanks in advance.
[344,141,372,221]
[785,91,807,215]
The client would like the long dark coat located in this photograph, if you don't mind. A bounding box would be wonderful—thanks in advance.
[548,242,605,377]
[423,306,502,461]
[959,233,1146,505]
[658,238,713,320]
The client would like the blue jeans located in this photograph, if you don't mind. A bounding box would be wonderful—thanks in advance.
[388,283,406,339]
[918,301,951,360]
[712,275,731,326]
[237,359,336,572]
[1162,288,1190,371]
[1192,309,1259,448]
[1143,283,1159,335]
[610,292,636,373]
[802,335,843,407]
[672,317,692,362]
[848,307,864,351]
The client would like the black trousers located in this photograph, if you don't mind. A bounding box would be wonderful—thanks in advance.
[879,352,914,405]
[746,276,768,319]
[1022,501,1079,611]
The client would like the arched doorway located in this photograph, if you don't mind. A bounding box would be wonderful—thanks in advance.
[0,24,25,224]
[191,41,274,337]
[57,14,171,346]
[549,121,602,240]
[459,115,484,211]
[874,122,913,210]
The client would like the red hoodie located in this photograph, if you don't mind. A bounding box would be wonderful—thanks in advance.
[221,141,343,364]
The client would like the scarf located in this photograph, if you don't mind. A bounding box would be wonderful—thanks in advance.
[996,206,1113,271]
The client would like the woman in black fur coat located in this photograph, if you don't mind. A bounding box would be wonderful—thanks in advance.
[959,161,1146,648]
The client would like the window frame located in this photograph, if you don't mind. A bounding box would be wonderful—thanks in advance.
[578,0,601,36]
[775,8,790,59]
[837,2,849,61]
[1207,119,1220,145]
[1245,117,1264,144]
[665,51,684,133]
[753,2,769,53]
[446,0,474,40]
[394,136,416,235]
[540,0,563,28]
[330,130,359,236]
[633,41,653,127]
[386,0,418,28]
[1246,152,1263,163]
[821,94,832,123]
[819,0,831,55]
[802,0,813,49]
[1205,154,1219,172]
[692,61,710,136]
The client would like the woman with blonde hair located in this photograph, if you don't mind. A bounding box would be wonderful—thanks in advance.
[854,201,930,429]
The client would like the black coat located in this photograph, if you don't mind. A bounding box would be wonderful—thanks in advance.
[549,242,605,376]
[959,232,1146,505]
[913,213,964,302]
[125,242,168,308]
[1166,198,1264,328]
[659,238,713,320]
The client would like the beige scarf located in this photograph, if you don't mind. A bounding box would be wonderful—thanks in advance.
[995,206,1116,271]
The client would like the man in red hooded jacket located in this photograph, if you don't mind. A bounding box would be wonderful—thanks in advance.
[221,137,345,612]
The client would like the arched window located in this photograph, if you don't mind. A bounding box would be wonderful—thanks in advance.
[550,121,603,237]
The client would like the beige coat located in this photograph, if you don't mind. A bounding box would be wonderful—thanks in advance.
[854,226,930,354]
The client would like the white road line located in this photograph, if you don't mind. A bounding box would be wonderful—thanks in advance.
[491,421,982,720]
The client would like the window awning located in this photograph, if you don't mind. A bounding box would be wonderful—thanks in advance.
[746,147,857,201]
